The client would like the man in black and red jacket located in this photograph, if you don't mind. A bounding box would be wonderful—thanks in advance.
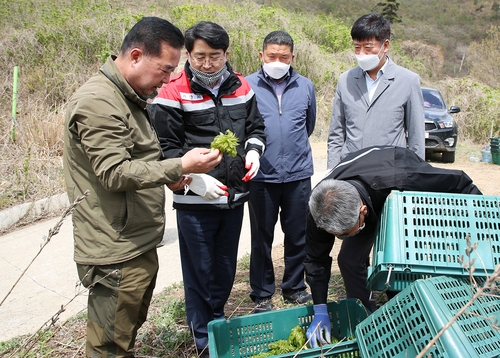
[149,21,266,357]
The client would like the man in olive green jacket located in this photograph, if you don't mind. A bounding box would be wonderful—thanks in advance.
[63,17,221,357]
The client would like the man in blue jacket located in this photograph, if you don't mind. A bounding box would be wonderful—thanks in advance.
[246,30,316,312]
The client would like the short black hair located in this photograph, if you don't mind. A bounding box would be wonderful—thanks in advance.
[351,13,391,43]
[263,30,294,52]
[120,16,184,57]
[184,21,230,53]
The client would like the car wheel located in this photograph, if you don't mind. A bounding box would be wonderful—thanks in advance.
[441,151,455,163]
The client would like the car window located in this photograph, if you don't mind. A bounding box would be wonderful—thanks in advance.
[422,89,445,109]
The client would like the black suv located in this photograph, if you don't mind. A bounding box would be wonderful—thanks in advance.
[422,87,460,163]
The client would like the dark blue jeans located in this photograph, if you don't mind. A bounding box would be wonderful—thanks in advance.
[248,178,311,301]
[176,206,244,350]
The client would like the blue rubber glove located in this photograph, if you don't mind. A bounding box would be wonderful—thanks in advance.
[306,304,331,348]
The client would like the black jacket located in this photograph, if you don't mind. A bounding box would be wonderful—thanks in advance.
[149,61,266,210]
[304,146,481,304]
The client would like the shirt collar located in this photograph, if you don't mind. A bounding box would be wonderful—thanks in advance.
[363,55,388,80]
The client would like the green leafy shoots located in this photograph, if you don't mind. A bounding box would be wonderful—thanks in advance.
[210,129,239,157]
[252,325,308,357]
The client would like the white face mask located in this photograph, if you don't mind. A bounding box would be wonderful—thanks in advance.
[355,44,385,71]
[262,61,290,79]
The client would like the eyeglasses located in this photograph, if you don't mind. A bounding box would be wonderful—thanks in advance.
[336,215,365,240]
[189,53,225,66]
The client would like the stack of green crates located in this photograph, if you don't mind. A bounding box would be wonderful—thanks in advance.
[367,191,500,292]
[491,137,500,165]
[207,299,369,358]
[356,275,500,357]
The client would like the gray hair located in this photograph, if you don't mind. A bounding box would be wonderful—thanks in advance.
[309,179,360,233]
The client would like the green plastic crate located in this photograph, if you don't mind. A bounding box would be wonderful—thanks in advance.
[356,276,500,358]
[207,299,369,358]
[367,191,500,291]
[492,152,500,165]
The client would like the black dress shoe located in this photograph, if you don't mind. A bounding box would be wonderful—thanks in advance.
[282,289,313,304]
[253,297,272,313]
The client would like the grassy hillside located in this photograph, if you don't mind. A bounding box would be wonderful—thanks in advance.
[261,0,498,76]
[0,0,499,212]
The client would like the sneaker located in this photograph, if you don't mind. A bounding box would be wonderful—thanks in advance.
[253,297,272,313]
[282,289,313,304]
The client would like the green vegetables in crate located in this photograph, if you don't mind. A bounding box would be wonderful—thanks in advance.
[288,325,307,348]
[252,326,308,357]
[210,129,239,157]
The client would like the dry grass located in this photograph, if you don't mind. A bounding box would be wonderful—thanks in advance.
[3,229,497,357]
[0,244,346,357]
[0,100,66,212]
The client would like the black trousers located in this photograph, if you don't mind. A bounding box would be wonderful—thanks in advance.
[337,228,377,312]
[248,178,311,300]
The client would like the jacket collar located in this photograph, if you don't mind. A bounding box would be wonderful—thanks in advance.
[346,179,375,225]
[100,56,149,110]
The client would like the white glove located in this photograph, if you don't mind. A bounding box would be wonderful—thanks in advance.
[243,150,260,182]
[185,173,228,200]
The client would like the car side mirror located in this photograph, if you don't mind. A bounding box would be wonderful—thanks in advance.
[448,105,460,114]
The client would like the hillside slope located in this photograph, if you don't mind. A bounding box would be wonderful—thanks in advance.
[254,0,498,76]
